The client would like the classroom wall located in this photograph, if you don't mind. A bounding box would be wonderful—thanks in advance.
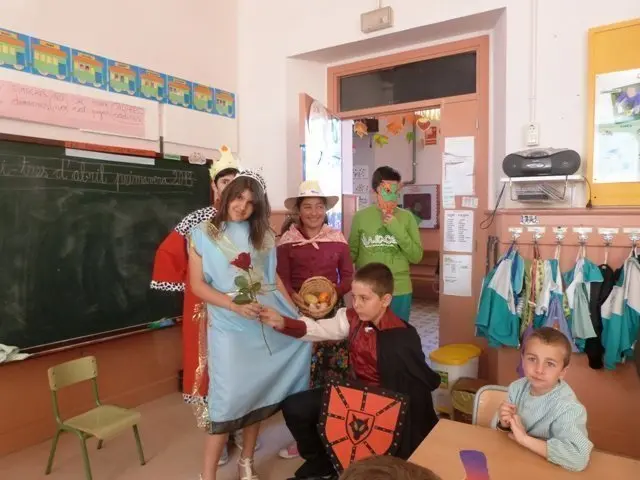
[440,208,640,459]
[237,0,640,206]
[1,0,238,156]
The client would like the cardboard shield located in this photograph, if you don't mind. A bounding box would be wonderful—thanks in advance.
[318,380,408,472]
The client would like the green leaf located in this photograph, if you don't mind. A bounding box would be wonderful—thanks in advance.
[405,131,415,143]
[234,276,249,289]
[233,293,252,305]
[250,282,262,294]
[373,133,389,147]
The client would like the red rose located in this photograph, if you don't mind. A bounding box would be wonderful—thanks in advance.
[231,252,252,271]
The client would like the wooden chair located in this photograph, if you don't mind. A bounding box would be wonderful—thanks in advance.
[472,385,508,428]
[45,356,145,480]
[410,250,440,300]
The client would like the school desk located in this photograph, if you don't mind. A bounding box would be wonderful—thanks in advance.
[409,419,640,479]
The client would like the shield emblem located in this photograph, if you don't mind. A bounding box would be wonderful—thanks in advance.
[318,380,408,473]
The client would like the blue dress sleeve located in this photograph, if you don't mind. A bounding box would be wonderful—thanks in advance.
[189,223,205,256]
[188,223,213,284]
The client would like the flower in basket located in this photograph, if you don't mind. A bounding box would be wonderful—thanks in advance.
[230,252,262,305]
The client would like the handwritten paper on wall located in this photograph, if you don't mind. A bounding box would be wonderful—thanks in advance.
[443,136,475,196]
[353,165,370,209]
[442,183,456,209]
[0,80,146,137]
[443,254,472,297]
[353,165,369,180]
[357,194,370,209]
[354,180,369,195]
[443,210,474,253]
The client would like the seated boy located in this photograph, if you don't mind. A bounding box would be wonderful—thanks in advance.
[494,327,593,471]
[259,263,441,480]
[339,455,441,480]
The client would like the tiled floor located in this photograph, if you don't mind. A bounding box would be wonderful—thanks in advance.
[410,300,440,360]
[0,301,440,480]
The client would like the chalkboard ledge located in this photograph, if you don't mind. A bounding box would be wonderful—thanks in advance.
[2,322,178,366]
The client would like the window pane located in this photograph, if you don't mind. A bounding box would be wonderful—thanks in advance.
[339,51,476,112]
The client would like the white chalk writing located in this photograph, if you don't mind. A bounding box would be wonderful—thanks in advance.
[0,155,194,192]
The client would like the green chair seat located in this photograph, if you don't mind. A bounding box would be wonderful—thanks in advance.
[64,405,142,440]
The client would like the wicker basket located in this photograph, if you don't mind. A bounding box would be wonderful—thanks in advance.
[297,276,337,319]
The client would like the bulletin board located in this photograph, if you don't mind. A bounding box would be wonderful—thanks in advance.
[587,18,640,206]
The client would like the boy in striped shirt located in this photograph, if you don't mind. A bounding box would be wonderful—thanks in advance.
[495,327,593,471]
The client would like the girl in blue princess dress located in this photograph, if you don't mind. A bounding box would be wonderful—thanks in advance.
[188,170,312,480]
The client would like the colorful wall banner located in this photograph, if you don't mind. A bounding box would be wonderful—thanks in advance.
[71,50,108,91]
[0,27,235,118]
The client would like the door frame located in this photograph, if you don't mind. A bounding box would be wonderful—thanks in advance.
[327,35,492,370]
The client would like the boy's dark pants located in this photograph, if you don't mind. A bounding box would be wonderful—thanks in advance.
[282,388,335,478]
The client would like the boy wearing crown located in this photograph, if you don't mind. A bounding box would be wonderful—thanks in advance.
[150,146,259,464]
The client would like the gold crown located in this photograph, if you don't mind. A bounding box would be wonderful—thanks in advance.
[209,145,241,180]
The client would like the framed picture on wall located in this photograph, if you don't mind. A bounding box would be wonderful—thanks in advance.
[400,184,439,229]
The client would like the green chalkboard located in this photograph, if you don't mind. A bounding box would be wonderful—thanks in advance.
[0,140,210,350]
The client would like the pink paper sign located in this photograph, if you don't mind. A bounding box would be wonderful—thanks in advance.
[0,80,146,138]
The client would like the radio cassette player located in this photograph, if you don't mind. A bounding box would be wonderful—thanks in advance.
[502,148,581,178]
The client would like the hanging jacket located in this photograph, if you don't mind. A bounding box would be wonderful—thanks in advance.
[535,259,571,337]
[476,248,524,348]
[585,264,616,369]
[563,258,604,351]
[601,257,640,370]
[542,295,579,352]
[520,256,545,337]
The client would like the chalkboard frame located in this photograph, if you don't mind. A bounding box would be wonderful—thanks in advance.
[0,133,210,355]
[12,321,179,360]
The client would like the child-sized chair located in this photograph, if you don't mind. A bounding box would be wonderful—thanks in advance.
[45,356,145,480]
[472,385,508,428]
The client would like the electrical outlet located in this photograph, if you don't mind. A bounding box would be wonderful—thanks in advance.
[526,123,540,147]
[361,7,394,33]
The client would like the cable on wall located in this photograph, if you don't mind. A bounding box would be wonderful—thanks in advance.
[529,0,539,124]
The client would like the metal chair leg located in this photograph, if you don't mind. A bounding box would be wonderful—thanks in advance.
[132,425,146,466]
[76,432,93,480]
[45,428,62,475]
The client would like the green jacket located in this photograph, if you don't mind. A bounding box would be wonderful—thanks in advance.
[348,206,423,295]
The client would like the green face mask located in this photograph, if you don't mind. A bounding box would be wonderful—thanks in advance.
[379,182,399,202]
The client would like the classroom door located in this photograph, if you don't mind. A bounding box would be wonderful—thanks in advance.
[299,94,345,230]
[438,98,489,347]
